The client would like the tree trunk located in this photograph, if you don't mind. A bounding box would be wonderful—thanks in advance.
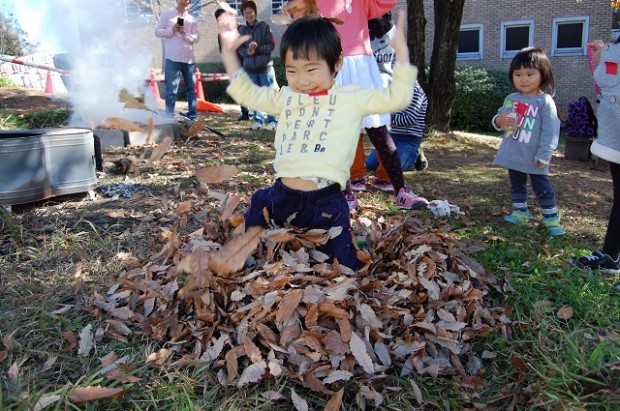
[427,0,465,132]
[406,0,427,89]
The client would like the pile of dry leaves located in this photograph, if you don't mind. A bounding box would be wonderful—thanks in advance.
[86,163,513,406]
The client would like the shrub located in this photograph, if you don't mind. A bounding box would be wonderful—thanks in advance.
[198,58,286,104]
[450,67,513,133]
[0,109,70,130]
[0,77,19,88]
[20,109,70,129]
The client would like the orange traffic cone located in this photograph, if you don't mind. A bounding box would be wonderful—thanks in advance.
[195,67,224,113]
[148,69,164,108]
[45,70,54,95]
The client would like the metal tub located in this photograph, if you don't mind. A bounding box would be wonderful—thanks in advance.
[0,128,97,205]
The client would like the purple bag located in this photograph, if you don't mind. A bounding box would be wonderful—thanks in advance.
[565,96,597,138]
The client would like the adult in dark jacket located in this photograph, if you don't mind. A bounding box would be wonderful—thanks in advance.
[238,0,278,130]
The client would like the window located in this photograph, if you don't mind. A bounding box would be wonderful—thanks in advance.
[457,24,483,60]
[552,17,589,56]
[271,1,287,15]
[500,20,533,59]
[124,0,153,24]
[220,1,285,17]
[224,0,243,12]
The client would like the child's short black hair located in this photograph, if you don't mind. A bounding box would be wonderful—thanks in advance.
[368,12,393,40]
[214,8,225,20]
[509,47,556,95]
[280,14,342,73]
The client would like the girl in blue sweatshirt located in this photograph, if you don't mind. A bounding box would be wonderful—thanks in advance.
[492,47,564,236]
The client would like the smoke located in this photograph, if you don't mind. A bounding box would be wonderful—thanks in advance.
[32,0,168,126]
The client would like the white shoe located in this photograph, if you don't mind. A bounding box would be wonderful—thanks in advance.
[264,122,277,131]
[251,122,262,130]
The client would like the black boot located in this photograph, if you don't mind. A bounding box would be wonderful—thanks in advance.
[237,106,250,121]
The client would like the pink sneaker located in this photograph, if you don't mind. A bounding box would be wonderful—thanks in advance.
[345,193,358,211]
[350,178,366,192]
[395,187,428,210]
[370,179,394,192]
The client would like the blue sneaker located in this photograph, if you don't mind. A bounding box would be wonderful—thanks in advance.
[503,210,531,224]
[178,112,196,121]
[542,215,565,236]
[568,250,620,275]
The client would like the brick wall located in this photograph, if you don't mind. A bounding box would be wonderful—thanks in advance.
[417,0,611,116]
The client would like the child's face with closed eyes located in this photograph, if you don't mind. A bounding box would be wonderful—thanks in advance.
[283,49,343,94]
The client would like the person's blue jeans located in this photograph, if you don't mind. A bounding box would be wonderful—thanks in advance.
[508,169,557,210]
[244,180,361,270]
[246,69,277,125]
[164,59,196,119]
[366,133,422,172]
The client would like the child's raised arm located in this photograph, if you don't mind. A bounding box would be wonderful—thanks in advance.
[389,10,410,66]
[216,12,252,78]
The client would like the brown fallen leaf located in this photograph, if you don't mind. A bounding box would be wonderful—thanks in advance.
[290,388,309,411]
[460,375,488,389]
[145,117,154,143]
[183,117,205,137]
[148,136,173,164]
[110,156,137,174]
[7,361,19,380]
[106,210,126,218]
[61,330,78,348]
[69,386,124,403]
[118,88,149,110]
[32,394,61,411]
[2,334,17,349]
[175,200,193,214]
[557,306,574,320]
[324,389,344,411]
[349,332,374,374]
[196,164,240,184]
[145,348,172,365]
[209,226,264,277]
[225,345,242,381]
[275,289,303,325]
[237,359,267,387]
[77,324,94,356]
[510,355,528,382]
[220,195,241,222]
[102,116,144,132]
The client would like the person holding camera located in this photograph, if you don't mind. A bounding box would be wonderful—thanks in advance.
[154,0,200,121]
[238,0,278,131]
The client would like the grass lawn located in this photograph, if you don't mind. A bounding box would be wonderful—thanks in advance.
[1,106,619,410]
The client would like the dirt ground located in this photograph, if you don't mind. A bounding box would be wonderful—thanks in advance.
[0,87,72,114]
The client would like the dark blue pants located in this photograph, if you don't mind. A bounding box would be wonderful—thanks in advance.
[366,133,422,172]
[244,180,361,270]
[604,161,620,258]
[508,169,557,211]
[164,59,196,118]
[246,69,277,125]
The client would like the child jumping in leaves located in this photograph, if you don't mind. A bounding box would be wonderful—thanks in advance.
[217,10,417,269]
[492,47,564,236]
[282,0,428,211]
